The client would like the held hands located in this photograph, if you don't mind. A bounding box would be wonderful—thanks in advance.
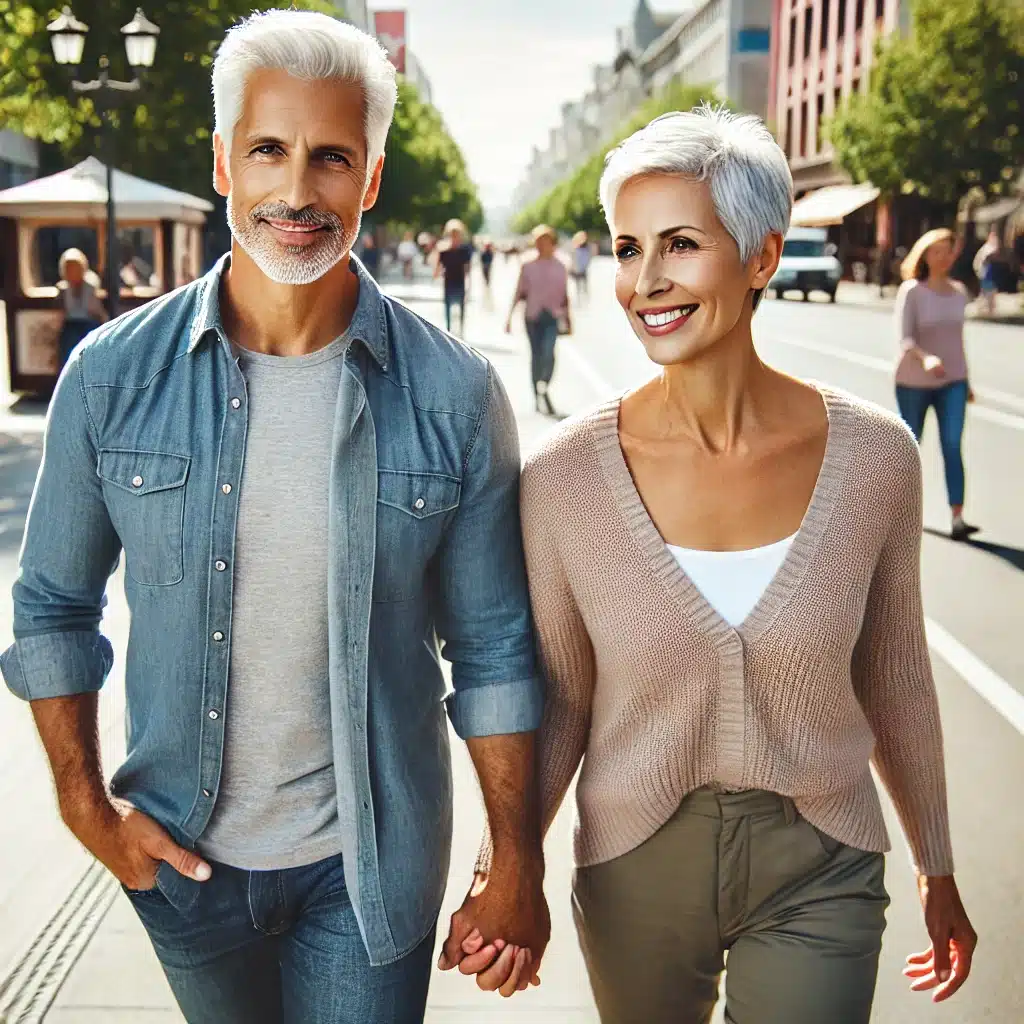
[438,862,550,998]
[904,874,977,1002]
[64,798,212,891]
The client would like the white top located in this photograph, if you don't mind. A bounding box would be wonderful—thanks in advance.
[667,534,796,627]
[397,240,419,261]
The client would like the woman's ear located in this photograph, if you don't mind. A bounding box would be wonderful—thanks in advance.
[751,231,784,290]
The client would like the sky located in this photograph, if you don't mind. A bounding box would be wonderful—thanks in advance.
[380,0,679,216]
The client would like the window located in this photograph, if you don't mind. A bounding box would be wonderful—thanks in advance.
[855,0,865,30]
[838,0,847,38]
[785,107,794,158]
[799,100,808,157]
[820,0,831,51]
[875,0,885,19]
[816,93,826,152]
[783,238,827,258]
[788,15,797,66]
[803,6,813,59]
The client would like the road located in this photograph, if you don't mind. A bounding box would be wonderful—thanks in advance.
[0,255,1020,1021]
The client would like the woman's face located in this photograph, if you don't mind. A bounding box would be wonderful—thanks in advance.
[612,174,778,367]
[64,259,85,285]
[925,237,955,277]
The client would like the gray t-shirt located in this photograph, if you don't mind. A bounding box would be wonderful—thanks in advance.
[197,333,348,869]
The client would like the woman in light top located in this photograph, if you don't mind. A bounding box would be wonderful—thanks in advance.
[894,229,978,540]
[56,248,106,373]
[495,109,976,1021]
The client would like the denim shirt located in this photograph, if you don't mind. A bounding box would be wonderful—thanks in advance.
[2,255,543,965]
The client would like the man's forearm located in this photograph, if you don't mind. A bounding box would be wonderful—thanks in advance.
[31,693,109,824]
[467,732,542,869]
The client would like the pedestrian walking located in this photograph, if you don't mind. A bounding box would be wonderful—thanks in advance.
[480,240,496,288]
[397,230,419,280]
[895,228,980,541]
[505,224,570,418]
[972,227,1002,317]
[359,231,381,279]
[55,248,107,373]
[570,230,592,301]
[2,12,550,1023]
[434,218,472,334]
[456,107,976,1021]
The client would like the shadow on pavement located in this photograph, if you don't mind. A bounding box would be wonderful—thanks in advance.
[924,526,1024,572]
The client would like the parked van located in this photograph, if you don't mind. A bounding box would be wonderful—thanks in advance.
[768,226,842,302]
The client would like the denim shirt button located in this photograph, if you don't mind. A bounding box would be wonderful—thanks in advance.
[413,497,425,510]
[221,483,232,495]
[131,475,143,488]
[214,560,227,572]
[212,631,224,642]
[202,788,212,798]
[208,709,220,720]
[231,398,241,409]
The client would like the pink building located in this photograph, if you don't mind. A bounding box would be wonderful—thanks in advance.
[769,0,903,195]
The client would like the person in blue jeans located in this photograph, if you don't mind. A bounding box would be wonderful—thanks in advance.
[2,12,550,1023]
[434,219,472,334]
[893,229,979,541]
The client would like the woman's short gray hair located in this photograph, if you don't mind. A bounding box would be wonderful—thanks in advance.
[212,10,398,187]
[600,105,793,263]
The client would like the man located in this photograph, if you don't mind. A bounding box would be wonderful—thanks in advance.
[2,11,547,1023]
[359,231,381,279]
[397,230,420,280]
[433,218,472,334]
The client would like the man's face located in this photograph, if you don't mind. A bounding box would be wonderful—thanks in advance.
[214,69,383,286]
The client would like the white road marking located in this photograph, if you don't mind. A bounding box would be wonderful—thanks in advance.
[761,333,1024,432]
[925,619,1024,737]
[562,334,1024,738]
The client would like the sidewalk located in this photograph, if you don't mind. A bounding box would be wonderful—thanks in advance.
[36,261,607,1023]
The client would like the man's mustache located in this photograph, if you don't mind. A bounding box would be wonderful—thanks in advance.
[250,202,344,232]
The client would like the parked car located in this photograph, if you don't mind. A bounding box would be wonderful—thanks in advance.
[768,227,843,302]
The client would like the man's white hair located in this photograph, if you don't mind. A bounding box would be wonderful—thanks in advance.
[212,10,398,186]
[600,106,793,263]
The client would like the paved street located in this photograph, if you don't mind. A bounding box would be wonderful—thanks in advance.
[0,255,1021,1021]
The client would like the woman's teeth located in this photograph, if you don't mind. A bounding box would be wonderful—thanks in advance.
[640,305,697,328]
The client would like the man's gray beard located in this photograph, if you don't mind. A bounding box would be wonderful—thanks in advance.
[227,198,359,286]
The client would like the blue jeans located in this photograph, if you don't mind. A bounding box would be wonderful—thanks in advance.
[444,288,465,333]
[525,310,559,388]
[895,380,968,507]
[125,854,435,1024]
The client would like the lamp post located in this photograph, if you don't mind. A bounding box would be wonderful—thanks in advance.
[47,6,160,317]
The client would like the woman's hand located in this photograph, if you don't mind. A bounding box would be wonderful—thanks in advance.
[921,353,946,379]
[904,874,976,1002]
[967,386,976,403]
[505,317,513,335]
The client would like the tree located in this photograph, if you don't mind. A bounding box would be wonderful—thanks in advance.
[375,79,482,233]
[0,2,482,234]
[830,0,1024,207]
[512,79,723,235]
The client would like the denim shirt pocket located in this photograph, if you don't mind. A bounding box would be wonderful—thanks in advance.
[98,449,191,586]
[374,470,461,603]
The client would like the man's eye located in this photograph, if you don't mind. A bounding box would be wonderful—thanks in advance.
[252,144,280,156]
[323,152,352,165]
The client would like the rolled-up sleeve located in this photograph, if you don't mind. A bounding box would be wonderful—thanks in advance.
[0,353,121,701]
[436,363,543,738]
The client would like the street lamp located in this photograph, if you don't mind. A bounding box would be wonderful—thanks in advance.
[47,6,160,316]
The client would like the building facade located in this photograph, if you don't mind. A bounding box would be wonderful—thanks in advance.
[340,0,372,33]
[0,130,38,191]
[511,0,773,219]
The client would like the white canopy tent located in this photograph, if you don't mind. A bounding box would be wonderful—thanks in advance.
[0,156,213,224]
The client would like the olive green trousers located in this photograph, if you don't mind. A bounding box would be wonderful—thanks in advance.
[572,788,889,1024]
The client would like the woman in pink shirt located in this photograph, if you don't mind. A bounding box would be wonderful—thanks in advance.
[506,224,570,417]
[894,229,979,540]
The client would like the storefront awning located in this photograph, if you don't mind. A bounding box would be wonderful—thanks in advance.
[790,183,880,227]
[966,196,1022,225]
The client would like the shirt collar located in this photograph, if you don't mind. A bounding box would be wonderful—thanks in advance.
[187,252,389,369]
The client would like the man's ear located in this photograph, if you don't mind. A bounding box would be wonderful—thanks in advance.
[362,154,385,212]
[751,231,784,290]
[213,134,231,198]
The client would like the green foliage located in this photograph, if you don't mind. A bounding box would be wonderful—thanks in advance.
[0,2,481,232]
[511,79,724,235]
[830,0,1024,204]
[376,78,482,233]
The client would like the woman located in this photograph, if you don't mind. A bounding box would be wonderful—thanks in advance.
[461,108,977,1018]
[56,248,106,373]
[505,224,570,417]
[571,229,592,301]
[895,229,979,540]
